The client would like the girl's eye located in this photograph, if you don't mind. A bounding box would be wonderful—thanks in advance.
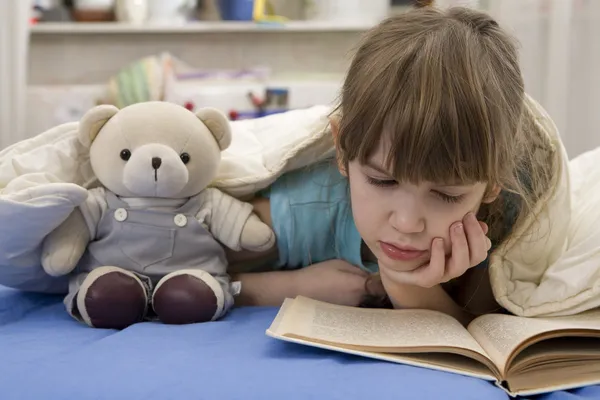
[433,191,463,204]
[366,176,397,187]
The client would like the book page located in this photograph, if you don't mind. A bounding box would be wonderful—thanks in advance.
[467,309,600,376]
[276,296,490,360]
[504,337,600,396]
[269,298,294,333]
[509,336,600,374]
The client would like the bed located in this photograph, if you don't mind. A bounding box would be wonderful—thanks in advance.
[2,93,600,399]
[1,284,599,400]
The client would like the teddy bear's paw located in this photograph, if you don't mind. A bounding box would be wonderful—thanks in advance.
[41,234,87,276]
[239,214,276,252]
[41,207,90,276]
[41,250,79,277]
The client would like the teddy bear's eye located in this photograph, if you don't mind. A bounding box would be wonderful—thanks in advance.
[180,152,190,164]
[120,149,131,161]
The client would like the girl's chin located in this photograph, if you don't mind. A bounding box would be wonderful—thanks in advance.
[378,257,429,274]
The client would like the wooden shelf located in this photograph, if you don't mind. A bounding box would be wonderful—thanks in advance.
[30,20,376,34]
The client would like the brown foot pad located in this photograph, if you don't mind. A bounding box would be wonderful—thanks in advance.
[82,271,147,329]
[153,274,218,324]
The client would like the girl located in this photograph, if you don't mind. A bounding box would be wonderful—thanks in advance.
[225,6,556,325]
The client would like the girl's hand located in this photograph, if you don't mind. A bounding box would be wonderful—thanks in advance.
[291,260,375,306]
[381,212,492,288]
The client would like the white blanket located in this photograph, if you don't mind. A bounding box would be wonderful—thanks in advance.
[1,99,599,317]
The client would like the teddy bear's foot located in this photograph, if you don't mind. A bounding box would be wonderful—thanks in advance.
[152,270,225,324]
[76,266,148,329]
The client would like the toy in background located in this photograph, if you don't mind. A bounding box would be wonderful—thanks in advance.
[167,65,271,118]
[228,88,289,121]
[166,64,307,121]
[165,61,341,121]
[40,101,276,329]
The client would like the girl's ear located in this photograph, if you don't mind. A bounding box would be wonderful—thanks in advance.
[482,184,502,203]
[329,116,347,176]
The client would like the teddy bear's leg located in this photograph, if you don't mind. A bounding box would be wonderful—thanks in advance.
[152,269,232,325]
[75,266,149,329]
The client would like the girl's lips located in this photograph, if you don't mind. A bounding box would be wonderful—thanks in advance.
[379,241,427,261]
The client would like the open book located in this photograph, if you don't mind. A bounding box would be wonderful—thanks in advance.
[266,296,600,397]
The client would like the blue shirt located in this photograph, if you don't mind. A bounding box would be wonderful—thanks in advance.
[261,160,378,273]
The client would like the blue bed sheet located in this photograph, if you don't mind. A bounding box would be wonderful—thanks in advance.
[0,285,599,400]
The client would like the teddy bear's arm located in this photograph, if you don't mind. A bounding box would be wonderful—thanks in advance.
[41,187,104,277]
[238,213,276,252]
[41,207,90,277]
[198,188,275,252]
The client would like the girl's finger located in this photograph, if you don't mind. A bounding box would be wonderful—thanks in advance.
[479,221,489,235]
[464,213,488,266]
[478,221,492,250]
[413,238,445,287]
[365,274,386,297]
[388,238,445,288]
[447,222,470,280]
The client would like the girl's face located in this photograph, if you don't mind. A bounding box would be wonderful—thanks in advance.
[346,141,498,274]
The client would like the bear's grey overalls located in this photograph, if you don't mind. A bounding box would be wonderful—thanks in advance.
[64,190,234,319]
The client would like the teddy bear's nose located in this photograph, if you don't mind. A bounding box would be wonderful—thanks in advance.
[152,157,162,170]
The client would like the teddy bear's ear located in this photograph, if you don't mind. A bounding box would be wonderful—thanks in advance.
[79,105,119,148]
[195,108,232,151]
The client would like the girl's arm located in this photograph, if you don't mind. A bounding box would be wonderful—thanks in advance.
[380,272,474,326]
[231,259,372,307]
[450,266,501,316]
[233,265,475,326]
[231,270,298,307]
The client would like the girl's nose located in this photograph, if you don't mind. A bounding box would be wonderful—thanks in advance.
[390,201,425,234]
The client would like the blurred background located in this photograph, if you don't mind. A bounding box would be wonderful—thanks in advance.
[1,0,598,159]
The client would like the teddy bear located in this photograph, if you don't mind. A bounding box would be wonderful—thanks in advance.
[40,101,275,330]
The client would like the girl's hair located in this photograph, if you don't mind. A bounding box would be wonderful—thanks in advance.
[333,6,550,248]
